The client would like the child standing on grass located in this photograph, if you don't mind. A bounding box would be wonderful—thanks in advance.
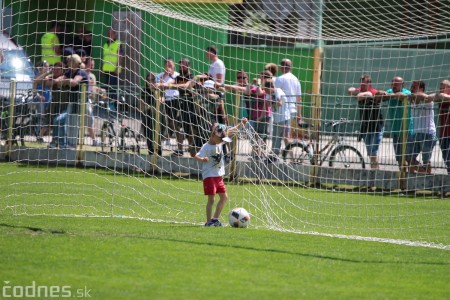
[195,118,248,227]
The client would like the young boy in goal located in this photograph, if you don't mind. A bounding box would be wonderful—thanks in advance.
[195,118,248,227]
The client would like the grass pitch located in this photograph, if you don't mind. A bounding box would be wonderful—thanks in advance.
[0,215,449,300]
[0,163,449,299]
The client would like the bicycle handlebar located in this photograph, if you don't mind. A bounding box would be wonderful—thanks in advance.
[324,118,353,128]
[299,118,354,129]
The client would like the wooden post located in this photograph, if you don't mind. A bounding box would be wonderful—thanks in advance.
[6,79,16,157]
[229,93,241,182]
[150,88,162,173]
[399,95,408,190]
[310,46,322,186]
[77,84,87,163]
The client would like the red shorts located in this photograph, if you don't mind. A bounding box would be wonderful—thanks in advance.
[203,176,227,195]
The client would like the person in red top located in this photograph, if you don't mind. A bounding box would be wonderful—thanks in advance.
[432,80,450,174]
[348,74,384,169]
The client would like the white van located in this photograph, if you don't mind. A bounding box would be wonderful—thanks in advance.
[0,33,35,101]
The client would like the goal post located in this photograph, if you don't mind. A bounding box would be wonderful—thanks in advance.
[0,0,449,249]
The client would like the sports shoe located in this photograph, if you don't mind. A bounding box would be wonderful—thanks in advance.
[204,220,215,227]
[92,140,99,146]
[211,218,223,227]
[204,218,223,227]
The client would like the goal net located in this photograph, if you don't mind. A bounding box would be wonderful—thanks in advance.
[0,0,449,249]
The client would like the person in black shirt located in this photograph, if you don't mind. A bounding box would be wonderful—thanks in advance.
[156,58,203,157]
[174,58,196,156]
[348,74,384,169]
[73,26,92,58]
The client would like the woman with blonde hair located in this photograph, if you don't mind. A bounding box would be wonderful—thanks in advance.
[54,54,89,149]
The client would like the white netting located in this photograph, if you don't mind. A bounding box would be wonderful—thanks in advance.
[0,0,449,249]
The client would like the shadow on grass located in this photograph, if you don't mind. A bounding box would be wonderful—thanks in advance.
[3,222,445,266]
[0,223,66,234]
[131,233,449,266]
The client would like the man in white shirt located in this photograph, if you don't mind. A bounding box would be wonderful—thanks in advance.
[275,58,303,142]
[206,46,226,85]
[408,80,436,174]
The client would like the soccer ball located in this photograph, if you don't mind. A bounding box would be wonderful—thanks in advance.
[228,207,250,228]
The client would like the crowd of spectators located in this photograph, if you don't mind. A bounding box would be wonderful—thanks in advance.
[25,22,450,174]
[348,76,450,174]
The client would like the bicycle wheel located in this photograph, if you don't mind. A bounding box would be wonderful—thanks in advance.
[282,141,312,164]
[328,145,366,169]
[129,128,141,154]
[120,126,141,154]
[100,122,115,152]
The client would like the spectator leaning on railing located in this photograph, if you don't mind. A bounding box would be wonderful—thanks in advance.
[408,80,436,174]
[431,80,450,174]
[348,74,384,169]
[377,76,412,169]
[53,54,89,149]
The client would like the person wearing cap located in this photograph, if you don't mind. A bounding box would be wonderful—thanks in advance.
[195,118,248,227]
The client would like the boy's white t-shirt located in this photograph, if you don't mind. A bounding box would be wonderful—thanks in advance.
[197,142,225,179]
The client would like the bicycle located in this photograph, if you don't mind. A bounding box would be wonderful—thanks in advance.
[0,89,34,146]
[282,118,366,169]
[98,96,141,154]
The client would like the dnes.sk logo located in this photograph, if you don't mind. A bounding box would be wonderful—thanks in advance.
[2,280,91,298]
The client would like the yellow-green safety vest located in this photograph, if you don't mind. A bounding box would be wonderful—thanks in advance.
[102,40,121,73]
[41,32,61,65]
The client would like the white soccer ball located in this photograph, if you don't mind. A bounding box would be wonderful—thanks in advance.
[228,207,250,228]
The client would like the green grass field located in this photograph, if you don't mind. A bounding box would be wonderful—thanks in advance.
[0,215,449,299]
[0,163,449,299]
